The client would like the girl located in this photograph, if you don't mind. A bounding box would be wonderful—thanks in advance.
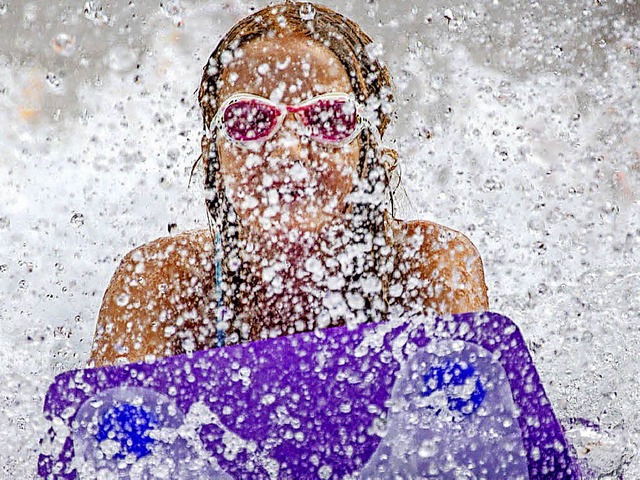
[90,2,488,367]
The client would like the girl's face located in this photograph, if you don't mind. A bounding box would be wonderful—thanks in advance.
[215,34,361,234]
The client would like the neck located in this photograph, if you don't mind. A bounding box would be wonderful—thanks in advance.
[220,212,392,343]
[244,222,344,263]
[232,221,353,340]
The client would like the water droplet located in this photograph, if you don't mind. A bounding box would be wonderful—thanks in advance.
[304,257,322,274]
[327,275,345,290]
[23,4,36,25]
[318,465,332,479]
[418,439,438,458]
[106,46,138,73]
[70,213,85,227]
[160,0,184,28]
[299,4,315,21]
[527,218,544,231]
[260,393,276,405]
[482,177,504,192]
[51,34,76,57]
[45,72,62,91]
[83,1,110,25]
[116,293,130,307]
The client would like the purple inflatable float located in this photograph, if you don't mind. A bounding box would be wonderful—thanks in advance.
[39,312,581,479]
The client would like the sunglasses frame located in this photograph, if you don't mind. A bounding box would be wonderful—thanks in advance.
[210,92,366,147]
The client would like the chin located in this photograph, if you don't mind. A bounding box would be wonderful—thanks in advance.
[266,218,325,234]
[249,210,327,234]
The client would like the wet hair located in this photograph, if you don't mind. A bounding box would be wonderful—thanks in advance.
[197,1,395,343]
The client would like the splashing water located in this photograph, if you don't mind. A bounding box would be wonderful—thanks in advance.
[0,0,638,477]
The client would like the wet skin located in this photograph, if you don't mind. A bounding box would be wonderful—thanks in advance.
[90,34,489,367]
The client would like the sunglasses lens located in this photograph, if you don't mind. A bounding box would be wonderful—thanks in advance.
[223,99,280,143]
[300,98,357,143]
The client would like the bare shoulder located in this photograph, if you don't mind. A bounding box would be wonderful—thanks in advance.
[90,229,215,366]
[388,217,488,314]
[116,229,215,277]
[390,218,482,261]
[104,229,216,302]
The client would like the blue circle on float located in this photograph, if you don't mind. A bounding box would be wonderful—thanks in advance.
[422,360,486,415]
[95,403,158,459]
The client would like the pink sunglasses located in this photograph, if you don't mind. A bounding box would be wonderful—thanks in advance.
[210,92,365,147]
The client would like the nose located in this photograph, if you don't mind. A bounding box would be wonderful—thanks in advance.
[266,114,309,163]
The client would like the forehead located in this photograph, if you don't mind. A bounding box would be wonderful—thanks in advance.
[217,33,352,104]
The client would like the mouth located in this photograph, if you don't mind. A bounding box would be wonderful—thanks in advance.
[271,181,318,200]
